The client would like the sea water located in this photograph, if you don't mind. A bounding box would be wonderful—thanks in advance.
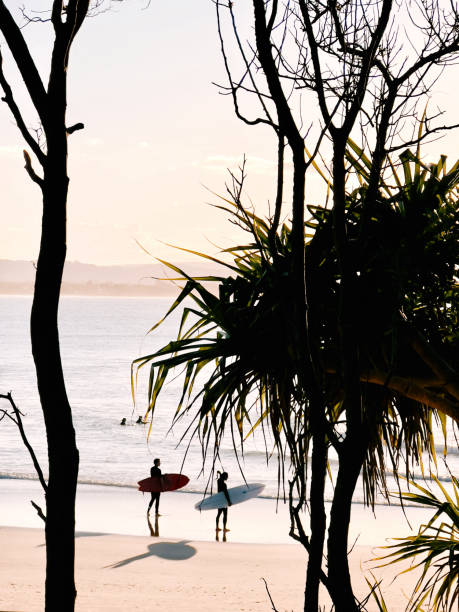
[0,295,457,504]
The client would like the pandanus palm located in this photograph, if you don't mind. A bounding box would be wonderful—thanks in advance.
[133,147,458,610]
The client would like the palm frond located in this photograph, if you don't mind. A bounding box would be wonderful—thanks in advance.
[375,476,459,612]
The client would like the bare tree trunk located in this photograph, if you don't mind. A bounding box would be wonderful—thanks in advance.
[32,171,79,610]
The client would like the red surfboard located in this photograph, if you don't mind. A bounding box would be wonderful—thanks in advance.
[138,473,189,493]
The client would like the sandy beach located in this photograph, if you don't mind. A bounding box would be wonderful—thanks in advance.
[1,526,424,612]
[0,479,429,611]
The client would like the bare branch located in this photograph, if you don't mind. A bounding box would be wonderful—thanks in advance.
[0,50,45,166]
[396,29,459,86]
[253,0,304,151]
[62,0,91,58]
[23,150,44,187]
[66,122,84,134]
[261,577,281,612]
[0,392,48,493]
[31,499,46,523]
[0,2,47,121]
[216,1,276,129]
[385,120,459,152]
[298,0,333,130]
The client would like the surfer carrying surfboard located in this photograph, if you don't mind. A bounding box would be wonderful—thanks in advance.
[216,471,232,532]
[147,458,162,515]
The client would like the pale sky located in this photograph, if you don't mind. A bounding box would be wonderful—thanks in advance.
[1,1,458,266]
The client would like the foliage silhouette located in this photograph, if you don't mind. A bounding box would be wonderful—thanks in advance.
[134,145,458,610]
[376,475,459,612]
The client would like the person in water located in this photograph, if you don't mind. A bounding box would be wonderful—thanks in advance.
[147,458,162,515]
[216,471,231,532]
[120,417,127,425]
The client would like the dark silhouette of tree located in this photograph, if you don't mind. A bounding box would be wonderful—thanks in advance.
[213,2,459,610]
[0,2,92,610]
[134,1,459,611]
[134,150,458,608]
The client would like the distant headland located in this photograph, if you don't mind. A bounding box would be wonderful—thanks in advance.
[0,260,224,297]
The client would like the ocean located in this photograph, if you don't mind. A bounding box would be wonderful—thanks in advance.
[1,295,457,505]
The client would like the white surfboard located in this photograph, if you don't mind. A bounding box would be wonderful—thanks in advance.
[195,482,265,511]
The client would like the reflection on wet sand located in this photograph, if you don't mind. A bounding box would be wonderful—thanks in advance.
[147,513,159,537]
[215,528,227,542]
[147,511,231,542]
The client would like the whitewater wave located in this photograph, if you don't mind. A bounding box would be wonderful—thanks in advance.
[2,470,453,508]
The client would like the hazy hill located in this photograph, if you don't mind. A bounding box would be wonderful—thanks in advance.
[0,259,226,296]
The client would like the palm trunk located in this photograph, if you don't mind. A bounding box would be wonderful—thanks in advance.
[326,440,366,612]
[327,138,366,611]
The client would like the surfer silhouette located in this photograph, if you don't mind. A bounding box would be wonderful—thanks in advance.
[147,458,162,515]
[120,417,126,425]
[216,471,231,532]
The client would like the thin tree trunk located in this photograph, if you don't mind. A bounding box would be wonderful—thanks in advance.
[328,138,366,611]
[304,422,327,611]
[31,171,79,611]
[326,440,367,612]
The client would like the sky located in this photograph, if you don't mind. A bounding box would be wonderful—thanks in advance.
[1,0,458,266]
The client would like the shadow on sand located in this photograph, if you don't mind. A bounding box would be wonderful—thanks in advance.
[106,539,197,568]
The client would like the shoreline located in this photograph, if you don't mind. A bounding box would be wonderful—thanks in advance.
[1,477,433,546]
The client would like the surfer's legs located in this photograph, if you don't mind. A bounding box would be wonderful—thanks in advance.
[216,507,224,530]
[216,507,228,530]
[148,492,160,514]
